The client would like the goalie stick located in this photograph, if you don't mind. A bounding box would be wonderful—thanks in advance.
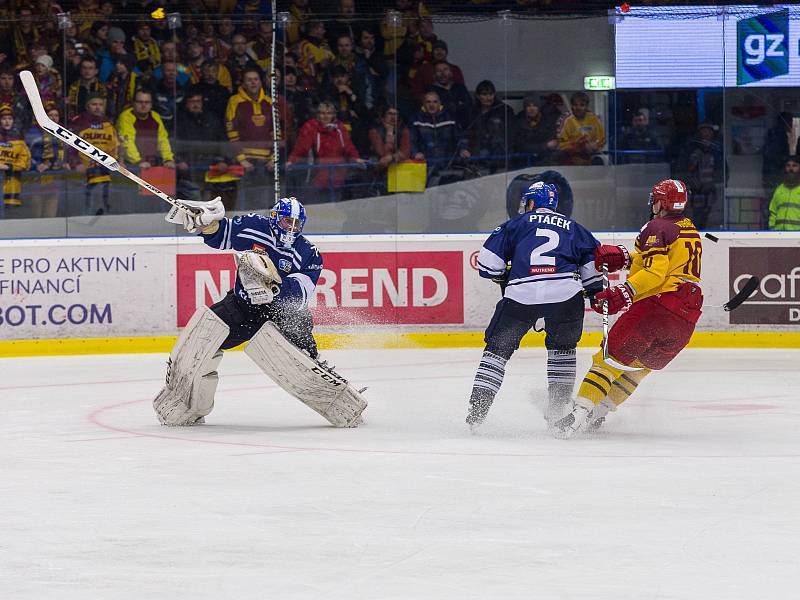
[19,70,196,218]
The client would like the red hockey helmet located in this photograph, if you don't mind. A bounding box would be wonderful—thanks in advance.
[649,179,688,214]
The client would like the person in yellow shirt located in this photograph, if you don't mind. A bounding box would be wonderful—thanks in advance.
[116,89,174,169]
[0,105,32,210]
[557,91,606,166]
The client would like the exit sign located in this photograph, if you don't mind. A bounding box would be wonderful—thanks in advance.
[584,76,615,90]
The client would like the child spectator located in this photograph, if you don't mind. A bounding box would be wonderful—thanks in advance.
[31,55,62,105]
[0,106,32,211]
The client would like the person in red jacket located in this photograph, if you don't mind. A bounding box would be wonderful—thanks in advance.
[287,101,365,202]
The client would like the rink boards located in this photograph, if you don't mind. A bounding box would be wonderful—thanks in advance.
[0,232,797,356]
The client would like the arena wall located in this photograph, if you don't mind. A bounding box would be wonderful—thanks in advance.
[0,232,797,356]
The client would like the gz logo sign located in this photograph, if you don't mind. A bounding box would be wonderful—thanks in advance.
[737,9,789,85]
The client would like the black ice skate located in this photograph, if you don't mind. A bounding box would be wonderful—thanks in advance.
[466,390,494,432]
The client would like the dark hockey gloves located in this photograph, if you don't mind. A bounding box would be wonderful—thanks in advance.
[593,282,634,315]
[594,244,631,273]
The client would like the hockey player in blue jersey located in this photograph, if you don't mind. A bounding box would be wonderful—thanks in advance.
[154,196,366,428]
[467,182,602,430]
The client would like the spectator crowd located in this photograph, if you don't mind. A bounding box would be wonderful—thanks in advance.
[0,0,797,231]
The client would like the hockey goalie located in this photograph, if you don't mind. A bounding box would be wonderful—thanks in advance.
[153,196,367,428]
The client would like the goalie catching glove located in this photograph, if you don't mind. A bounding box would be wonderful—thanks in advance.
[165,196,225,233]
[236,250,282,305]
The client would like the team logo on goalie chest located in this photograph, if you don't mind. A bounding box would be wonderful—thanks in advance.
[278,258,292,272]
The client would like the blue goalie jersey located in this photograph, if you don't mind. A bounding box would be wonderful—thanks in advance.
[201,213,323,308]
[477,208,601,305]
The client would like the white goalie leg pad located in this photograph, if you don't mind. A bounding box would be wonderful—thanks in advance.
[153,306,229,426]
[244,322,367,427]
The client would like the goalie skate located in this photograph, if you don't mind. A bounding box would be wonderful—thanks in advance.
[245,322,367,427]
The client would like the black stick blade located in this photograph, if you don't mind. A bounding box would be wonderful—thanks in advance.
[724,275,760,312]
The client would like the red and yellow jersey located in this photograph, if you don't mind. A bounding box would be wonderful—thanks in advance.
[626,214,702,302]
[0,136,32,206]
[68,114,120,184]
[225,86,275,163]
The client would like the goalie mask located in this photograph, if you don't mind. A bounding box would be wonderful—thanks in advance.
[649,179,688,214]
[269,197,306,248]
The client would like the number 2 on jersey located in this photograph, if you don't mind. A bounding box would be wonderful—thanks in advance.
[529,228,559,274]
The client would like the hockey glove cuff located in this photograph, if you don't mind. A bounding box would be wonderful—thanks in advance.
[594,244,631,273]
[593,282,634,315]
[165,196,225,233]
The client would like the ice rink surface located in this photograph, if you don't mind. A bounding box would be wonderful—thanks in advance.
[2,347,799,599]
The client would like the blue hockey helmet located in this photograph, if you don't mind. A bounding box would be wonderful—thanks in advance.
[269,197,306,247]
[520,181,559,213]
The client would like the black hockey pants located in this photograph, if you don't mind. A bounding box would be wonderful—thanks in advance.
[210,290,319,358]
[484,292,585,360]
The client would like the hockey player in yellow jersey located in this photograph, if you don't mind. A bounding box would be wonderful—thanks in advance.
[551,179,704,438]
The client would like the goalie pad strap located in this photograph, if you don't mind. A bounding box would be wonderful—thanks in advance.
[245,322,367,427]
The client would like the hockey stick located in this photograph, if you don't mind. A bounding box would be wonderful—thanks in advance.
[601,263,609,359]
[19,70,196,217]
[712,275,760,311]
[701,233,760,311]
[270,0,280,204]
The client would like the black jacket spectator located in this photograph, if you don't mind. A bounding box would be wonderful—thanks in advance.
[411,93,468,166]
[185,62,232,120]
[511,97,558,167]
[619,110,663,164]
[428,61,472,130]
[469,80,514,164]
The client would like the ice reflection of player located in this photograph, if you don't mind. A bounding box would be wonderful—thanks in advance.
[427,182,486,232]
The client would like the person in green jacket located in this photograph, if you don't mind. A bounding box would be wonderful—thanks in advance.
[768,156,800,230]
